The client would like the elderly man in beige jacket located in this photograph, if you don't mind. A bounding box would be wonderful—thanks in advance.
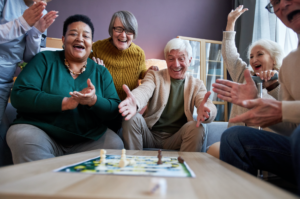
[119,38,217,152]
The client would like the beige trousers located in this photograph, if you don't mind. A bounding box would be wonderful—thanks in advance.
[122,114,204,152]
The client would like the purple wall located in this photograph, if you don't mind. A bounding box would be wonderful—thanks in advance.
[47,0,232,59]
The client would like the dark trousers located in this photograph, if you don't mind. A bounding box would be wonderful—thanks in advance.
[220,125,300,194]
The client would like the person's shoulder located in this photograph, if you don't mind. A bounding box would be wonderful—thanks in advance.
[129,42,145,54]
[87,57,108,73]
[31,50,61,62]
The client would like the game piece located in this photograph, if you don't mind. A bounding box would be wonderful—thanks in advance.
[119,158,128,168]
[178,156,184,163]
[121,149,126,159]
[128,159,136,166]
[157,150,162,165]
[149,178,167,195]
[100,149,107,164]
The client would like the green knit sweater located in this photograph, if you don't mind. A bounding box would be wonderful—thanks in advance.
[11,50,121,144]
[90,38,146,100]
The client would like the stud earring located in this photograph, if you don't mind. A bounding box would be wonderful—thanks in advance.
[62,45,64,49]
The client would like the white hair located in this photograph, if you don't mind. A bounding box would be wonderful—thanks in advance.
[247,39,284,71]
[164,38,192,59]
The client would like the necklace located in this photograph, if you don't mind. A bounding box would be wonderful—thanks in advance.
[64,59,87,77]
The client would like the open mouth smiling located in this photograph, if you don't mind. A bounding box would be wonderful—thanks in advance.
[118,39,127,43]
[73,44,85,50]
[173,68,182,72]
[287,10,300,22]
[255,65,262,70]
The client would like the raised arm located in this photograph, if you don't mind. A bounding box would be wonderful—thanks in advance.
[222,5,249,83]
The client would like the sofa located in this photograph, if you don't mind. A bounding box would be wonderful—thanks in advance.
[0,103,228,167]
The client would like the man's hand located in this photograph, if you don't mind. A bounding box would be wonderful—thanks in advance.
[34,10,58,33]
[119,84,138,120]
[196,92,211,127]
[212,70,257,106]
[23,1,46,26]
[229,98,282,127]
[69,79,97,106]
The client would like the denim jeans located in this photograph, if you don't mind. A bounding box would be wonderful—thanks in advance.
[220,125,300,194]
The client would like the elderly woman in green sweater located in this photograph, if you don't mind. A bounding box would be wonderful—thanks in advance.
[6,14,123,164]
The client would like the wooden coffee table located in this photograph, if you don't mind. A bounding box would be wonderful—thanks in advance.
[0,150,297,199]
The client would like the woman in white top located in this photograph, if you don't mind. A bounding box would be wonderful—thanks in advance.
[207,5,284,158]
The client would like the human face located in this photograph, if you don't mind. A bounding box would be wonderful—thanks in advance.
[166,49,192,80]
[112,17,134,50]
[62,21,92,62]
[249,45,275,73]
[272,0,300,33]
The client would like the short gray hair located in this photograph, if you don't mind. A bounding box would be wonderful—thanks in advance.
[164,38,192,59]
[108,11,138,39]
[247,39,284,71]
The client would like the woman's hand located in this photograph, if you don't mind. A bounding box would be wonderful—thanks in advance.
[92,57,105,67]
[256,70,278,88]
[69,79,97,106]
[61,97,79,111]
[226,5,248,31]
[34,10,58,33]
[144,66,159,77]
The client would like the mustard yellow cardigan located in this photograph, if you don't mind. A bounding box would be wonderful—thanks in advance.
[90,38,146,100]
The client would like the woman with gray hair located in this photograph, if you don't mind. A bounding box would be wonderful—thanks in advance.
[207,5,284,158]
[90,11,157,101]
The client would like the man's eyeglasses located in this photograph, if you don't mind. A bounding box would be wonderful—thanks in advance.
[265,0,281,13]
[113,27,134,35]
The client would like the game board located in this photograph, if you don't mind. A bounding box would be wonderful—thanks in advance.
[54,154,195,178]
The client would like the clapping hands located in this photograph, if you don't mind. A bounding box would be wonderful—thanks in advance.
[34,10,58,33]
[69,79,97,106]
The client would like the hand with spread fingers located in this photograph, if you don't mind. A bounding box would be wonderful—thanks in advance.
[226,5,248,31]
[69,79,97,107]
[119,84,138,120]
[92,57,105,67]
[23,1,47,26]
[34,10,59,33]
[196,91,211,127]
[229,98,282,127]
[255,70,278,88]
[212,70,257,106]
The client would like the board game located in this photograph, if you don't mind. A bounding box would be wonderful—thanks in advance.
[54,154,195,178]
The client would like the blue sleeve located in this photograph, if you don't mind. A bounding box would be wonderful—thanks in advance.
[23,26,41,62]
